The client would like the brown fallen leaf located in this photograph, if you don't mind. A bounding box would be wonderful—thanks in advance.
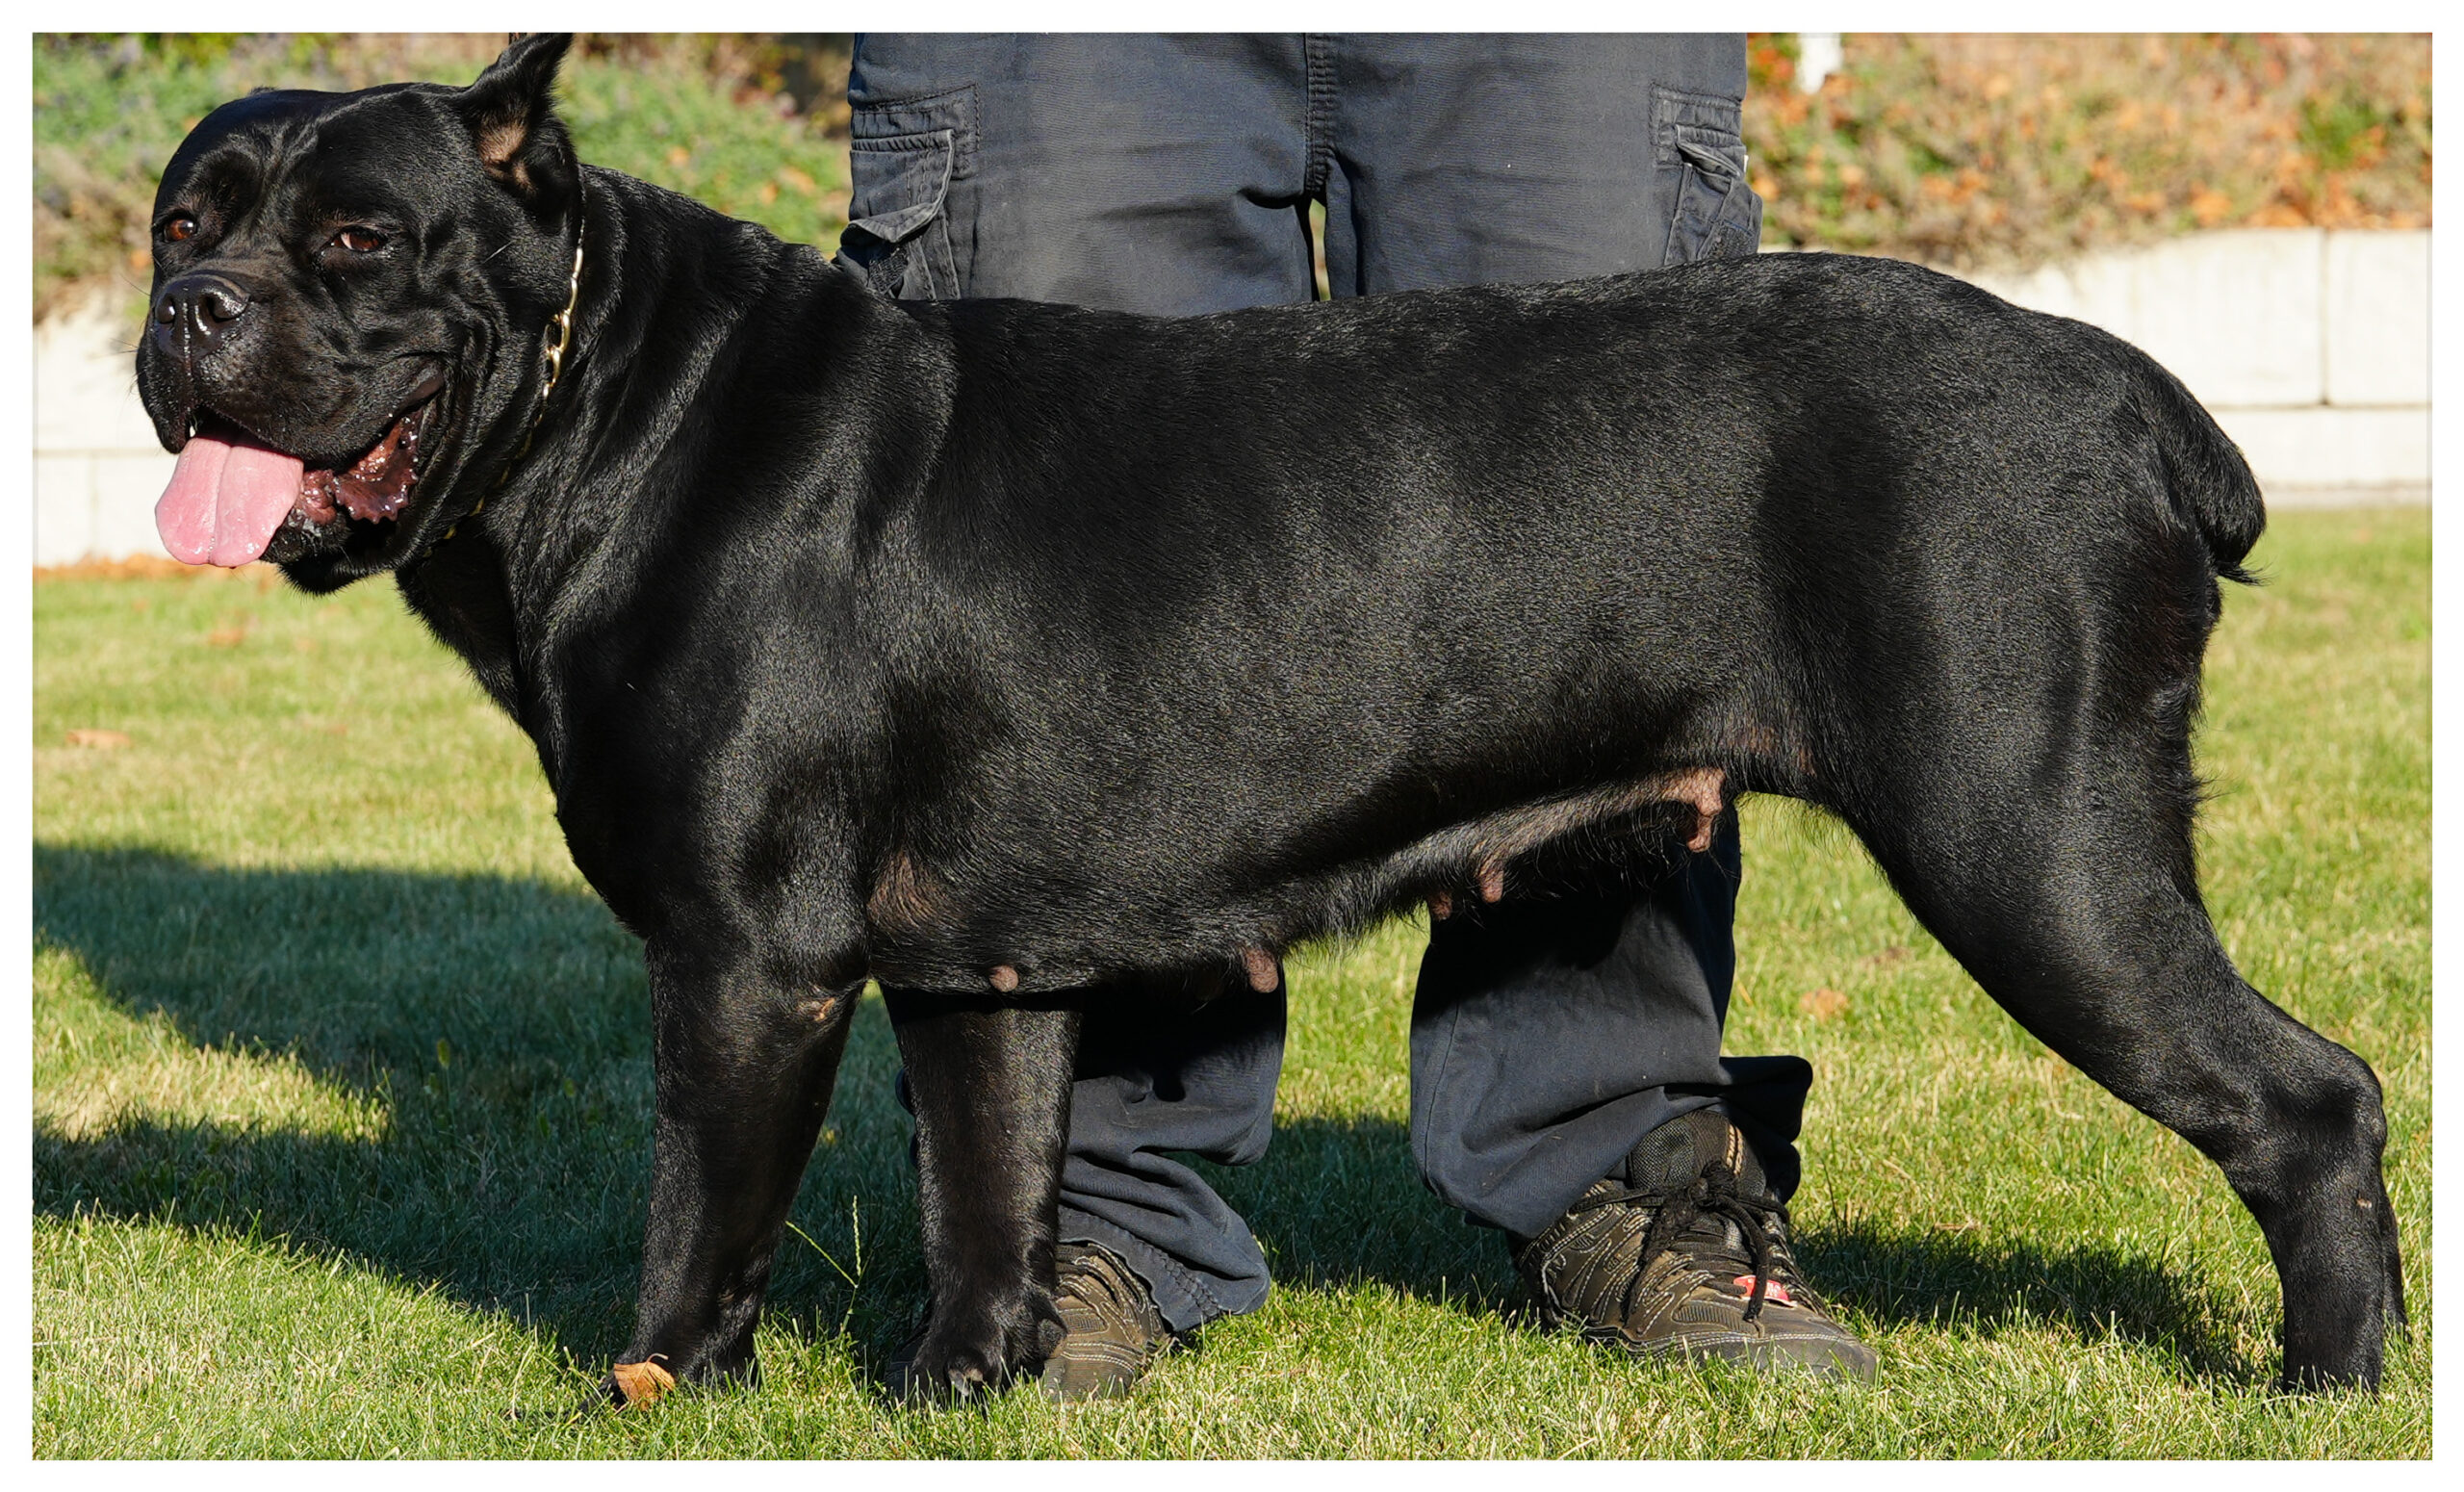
[1860,944,1912,966]
[610,1357,676,1408]
[206,625,251,648]
[1799,987,1849,1020]
[35,554,203,581]
[66,729,131,750]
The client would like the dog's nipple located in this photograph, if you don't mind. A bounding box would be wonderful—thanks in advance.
[1241,946,1279,992]
[1677,767,1727,853]
[988,965,1020,993]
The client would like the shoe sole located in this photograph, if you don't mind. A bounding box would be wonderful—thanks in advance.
[1578,1324,1880,1381]
[1040,1340,1171,1402]
[1537,1301,1881,1383]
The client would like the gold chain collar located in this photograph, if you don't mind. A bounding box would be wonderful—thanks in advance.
[434,205,585,549]
[524,219,587,455]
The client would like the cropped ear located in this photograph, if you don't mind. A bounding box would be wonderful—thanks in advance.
[459,32,578,223]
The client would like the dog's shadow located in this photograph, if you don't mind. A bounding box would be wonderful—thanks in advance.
[34,843,2251,1385]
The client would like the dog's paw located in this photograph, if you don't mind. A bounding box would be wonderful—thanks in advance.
[891,1292,1065,1402]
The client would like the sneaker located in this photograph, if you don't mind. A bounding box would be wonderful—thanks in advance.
[1040,1239,1177,1400]
[1512,1108,1878,1379]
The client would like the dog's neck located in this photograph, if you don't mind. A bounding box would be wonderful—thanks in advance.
[423,188,588,559]
[391,177,603,729]
[394,167,935,773]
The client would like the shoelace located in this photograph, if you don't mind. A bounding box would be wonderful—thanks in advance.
[1569,1158,1791,1322]
[1055,1248,1146,1324]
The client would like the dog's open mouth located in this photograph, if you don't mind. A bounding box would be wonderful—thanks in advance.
[156,388,439,568]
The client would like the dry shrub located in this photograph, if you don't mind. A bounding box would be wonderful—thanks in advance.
[1747,33,2431,271]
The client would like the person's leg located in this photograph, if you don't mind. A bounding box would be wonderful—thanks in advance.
[1327,34,1866,1374]
[1408,816,1813,1241]
[1320,33,1758,298]
[1313,32,1789,1239]
[1320,33,1756,296]
[888,976,1283,1339]
[845,33,1316,313]
[1059,978,1286,1331]
[843,35,1311,1353]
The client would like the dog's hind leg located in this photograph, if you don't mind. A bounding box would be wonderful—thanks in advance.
[1844,759,2402,1390]
[883,990,1080,1399]
[608,953,860,1406]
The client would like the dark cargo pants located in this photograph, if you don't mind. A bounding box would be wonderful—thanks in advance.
[844,33,1811,1333]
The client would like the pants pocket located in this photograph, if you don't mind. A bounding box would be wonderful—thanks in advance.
[840,88,974,298]
[1654,85,1762,267]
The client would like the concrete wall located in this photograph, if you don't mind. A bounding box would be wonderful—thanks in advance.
[35,297,188,566]
[31,227,2431,565]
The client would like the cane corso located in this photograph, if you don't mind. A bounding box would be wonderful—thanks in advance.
[137,35,2402,1399]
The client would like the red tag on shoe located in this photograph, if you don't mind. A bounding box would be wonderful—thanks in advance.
[1735,1275,1793,1304]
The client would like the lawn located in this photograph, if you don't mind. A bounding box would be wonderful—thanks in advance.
[32,507,2429,1457]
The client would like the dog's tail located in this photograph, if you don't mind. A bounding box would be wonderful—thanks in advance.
[2133,358,2266,583]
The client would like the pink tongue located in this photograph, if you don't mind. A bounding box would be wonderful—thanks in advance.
[155,432,307,567]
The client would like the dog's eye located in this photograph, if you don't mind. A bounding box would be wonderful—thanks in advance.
[160,214,198,244]
[331,226,387,254]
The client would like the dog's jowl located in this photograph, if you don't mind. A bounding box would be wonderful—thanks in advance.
[138,35,2403,1400]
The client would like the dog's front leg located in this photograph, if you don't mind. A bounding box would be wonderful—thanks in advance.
[608,948,859,1406]
[883,990,1080,1399]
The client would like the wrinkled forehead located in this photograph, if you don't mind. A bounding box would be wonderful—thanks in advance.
[156,83,475,220]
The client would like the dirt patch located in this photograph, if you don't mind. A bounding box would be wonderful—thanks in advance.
[35,555,272,582]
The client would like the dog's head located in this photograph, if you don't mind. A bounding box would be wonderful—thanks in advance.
[138,33,580,587]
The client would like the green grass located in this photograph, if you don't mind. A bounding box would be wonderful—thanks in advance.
[33,508,2429,1456]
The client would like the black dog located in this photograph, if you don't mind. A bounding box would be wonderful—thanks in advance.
[138,36,2402,1400]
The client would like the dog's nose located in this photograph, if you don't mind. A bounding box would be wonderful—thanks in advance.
[152,272,251,355]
